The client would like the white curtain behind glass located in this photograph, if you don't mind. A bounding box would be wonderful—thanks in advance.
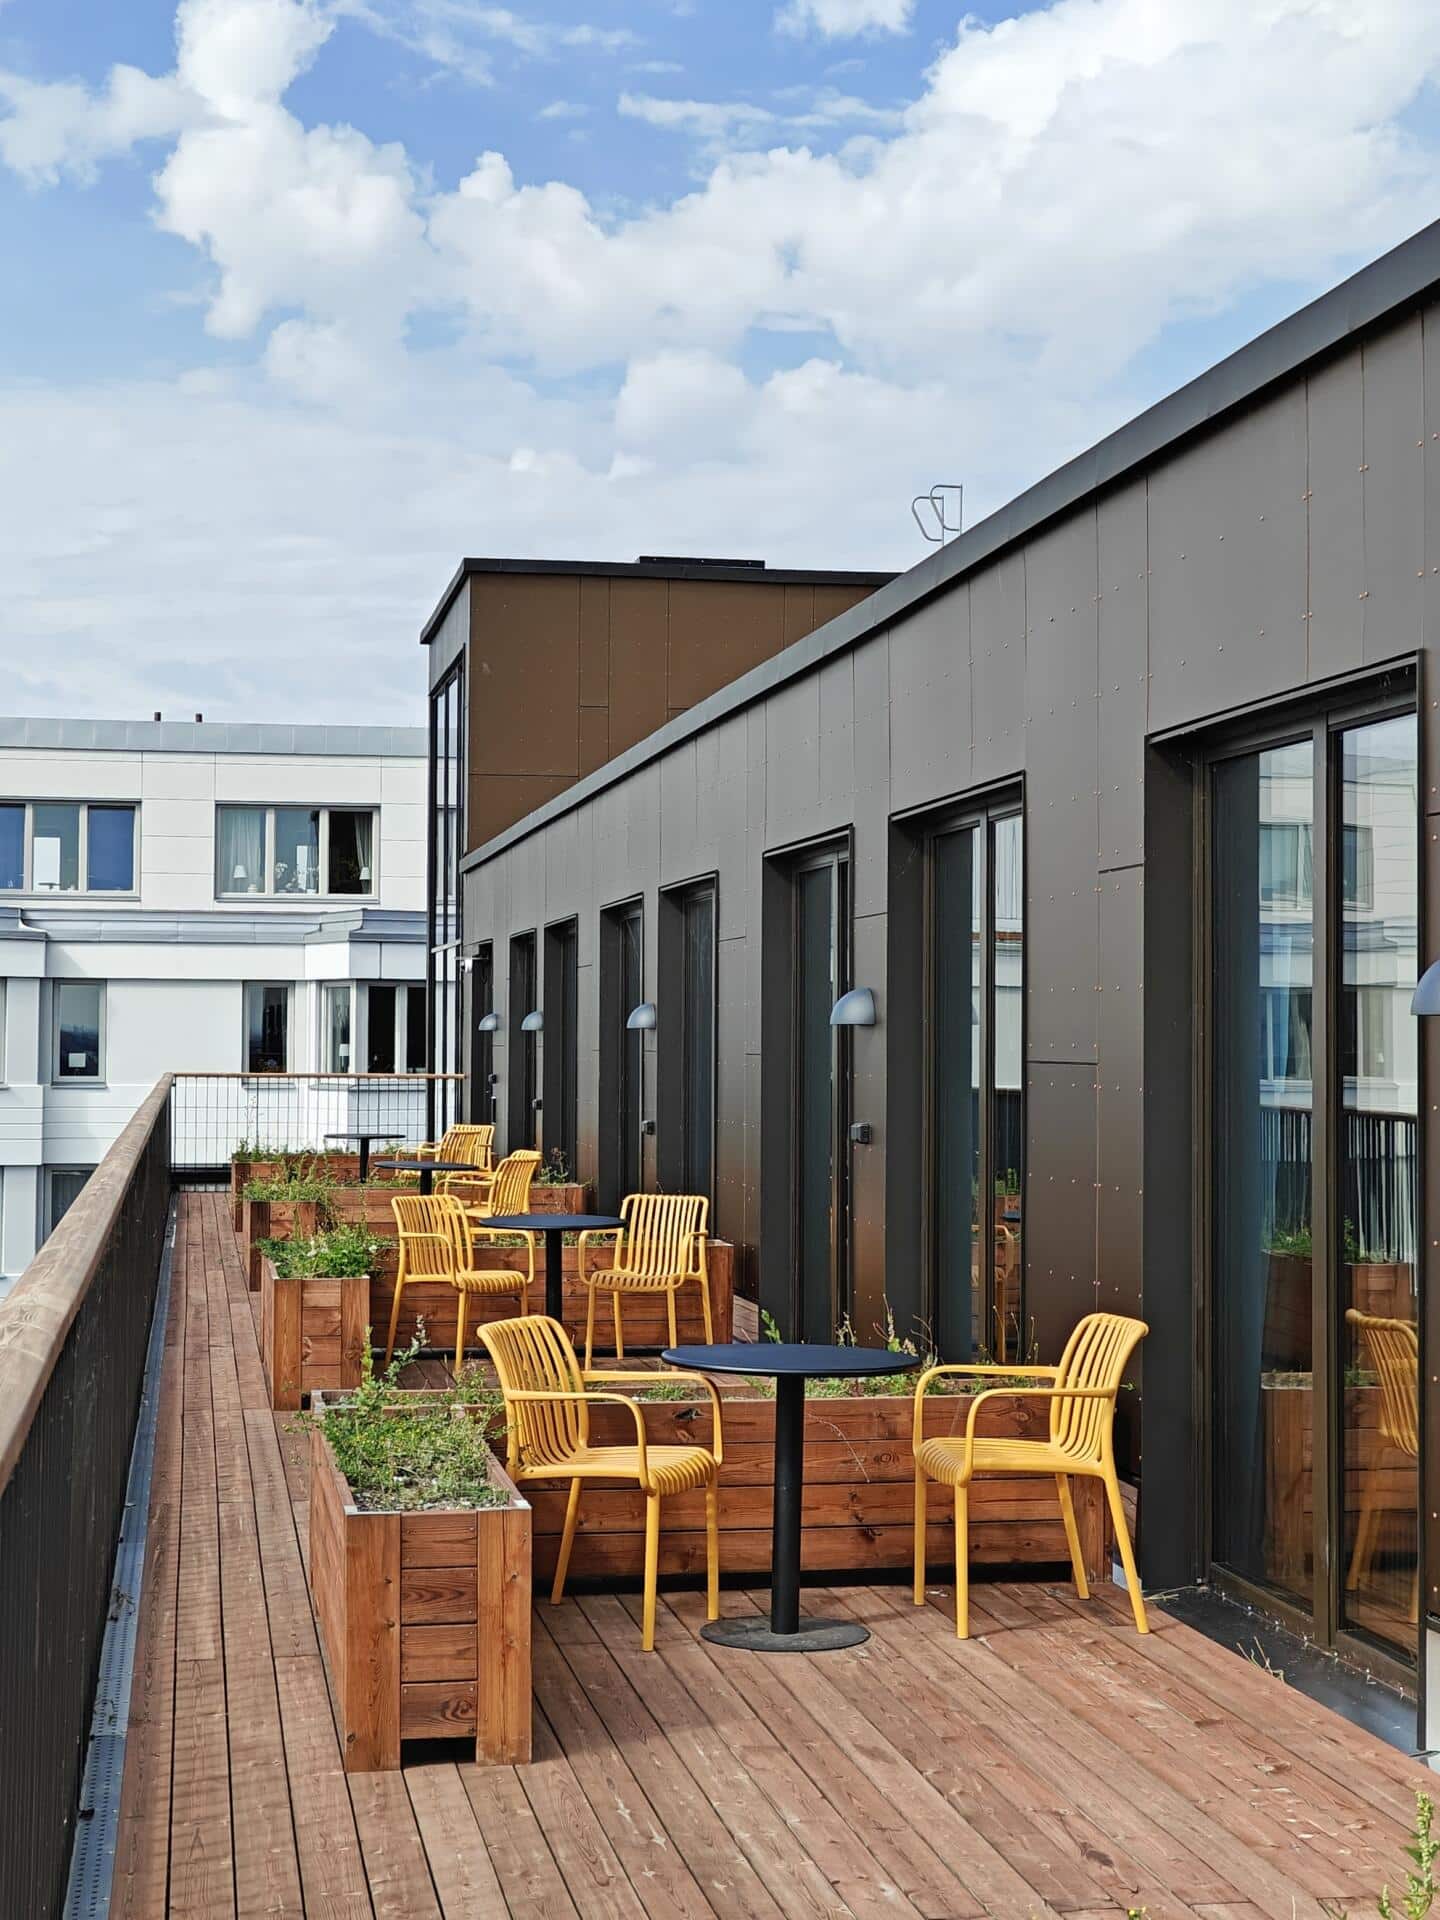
[219,809,265,892]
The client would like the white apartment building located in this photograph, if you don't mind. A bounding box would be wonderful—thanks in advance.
[0,716,428,1286]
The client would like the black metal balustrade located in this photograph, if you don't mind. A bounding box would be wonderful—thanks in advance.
[168,1070,462,1174]
[0,1078,172,1919]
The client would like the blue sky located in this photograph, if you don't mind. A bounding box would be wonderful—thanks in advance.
[1,0,1439,724]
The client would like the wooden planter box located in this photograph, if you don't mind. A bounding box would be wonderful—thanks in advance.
[527,1183,592,1214]
[308,1419,531,1770]
[370,1238,735,1356]
[259,1255,369,1412]
[243,1196,324,1289]
[526,1385,1111,1585]
[231,1152,363,1229]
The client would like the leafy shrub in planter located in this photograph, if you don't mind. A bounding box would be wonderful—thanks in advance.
[258,1222,378,1278]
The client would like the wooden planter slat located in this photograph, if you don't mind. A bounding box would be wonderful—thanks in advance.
[259,1257,368,1411]
[526,1184,592,1213]
[309,1424,531,1770]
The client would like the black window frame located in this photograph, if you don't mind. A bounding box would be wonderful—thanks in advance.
[542,917,579,1180]
[598,897,645,1212]
[657,876,717,1205]
[507,930,538,1154]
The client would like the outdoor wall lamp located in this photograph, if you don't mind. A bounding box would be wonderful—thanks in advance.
[521,1009,544,1032]
[829,987,877,1027]
[1413,961,1440,1015]
[477,1010,501,1032]
[626,1001,657,1031]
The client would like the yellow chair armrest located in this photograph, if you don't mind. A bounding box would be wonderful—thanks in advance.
[912,1361,1057,1445]
[505,1389,649,1483]
[583,1368,725,1465]
[950,1384,1116,1482]
[578,1227,623,1281]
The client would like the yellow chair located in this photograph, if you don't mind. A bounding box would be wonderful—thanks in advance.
[912,1311,1148,1639]
[433,1124,496,1193]
[578,1192,712,1368]
[384,1193,458,1364]
[445,1196,535,1378]
[1344,1307,1419,1624]
[455,1147,541,1218]
[478,1314,723,1650]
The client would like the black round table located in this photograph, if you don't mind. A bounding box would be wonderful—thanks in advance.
[370,1157,479,1198]
[323,1130,398,1183]
[663,1342,921,1652]
[486,1213,624,1321]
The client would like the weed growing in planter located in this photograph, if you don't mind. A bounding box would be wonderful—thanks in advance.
[307,1336,507,1512]
[535,1148,572,1185]
[243,1163,336,1204]
[258,1223,378,1278]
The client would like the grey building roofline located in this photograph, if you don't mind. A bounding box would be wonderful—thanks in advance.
[461,213,1440,876]
[0,717,428,757]
[418,556,899,647]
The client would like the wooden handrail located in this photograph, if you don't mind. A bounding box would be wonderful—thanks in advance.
[0,1075,173,1497]
[169,1071,461,1081]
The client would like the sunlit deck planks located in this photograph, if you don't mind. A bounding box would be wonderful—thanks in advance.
[110,1192,1432,1919]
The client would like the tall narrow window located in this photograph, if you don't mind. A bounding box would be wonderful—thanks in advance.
[405,986,427,1072]
[87,806,136,892]
[599,901,645,1210]
[428,663,463,1136]
[543,919,579,1178]
[244,983,290,1072]
[33,804,80,892]
[659,881,716,1201]
[508,932,538,1153]
[471,944,495,1121]
[0,807,22,890]
[367,982,398,1072]
[323,984,353,1070]
[54,981,102,1081]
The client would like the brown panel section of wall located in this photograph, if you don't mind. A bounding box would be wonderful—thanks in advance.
[1025,1065,1097,1359]
[468,773,574,849]
[1097,484,1148,869]
[468,576,580,777]
[1360,318,1425,664]
[782,584,817,646]
[607,580,671,757]
[667,581,786,710]
[578,706,609,776]
[1147,386,1308,730]
[578,574,610,706]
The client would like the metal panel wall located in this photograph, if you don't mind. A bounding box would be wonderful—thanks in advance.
[461,304,1439,1586]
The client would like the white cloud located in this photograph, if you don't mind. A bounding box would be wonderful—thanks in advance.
[777,0,914,39]
[4,0,1440,717]
[538,99,588,120]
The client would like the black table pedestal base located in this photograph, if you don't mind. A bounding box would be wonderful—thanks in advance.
[700,1616,868,1653]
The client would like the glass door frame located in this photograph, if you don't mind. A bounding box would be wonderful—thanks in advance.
[1197,673,1420,1689]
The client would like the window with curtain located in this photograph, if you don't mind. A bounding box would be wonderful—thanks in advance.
[275,808,321,895]
[217,806,377,896]
[324,984,353,1070]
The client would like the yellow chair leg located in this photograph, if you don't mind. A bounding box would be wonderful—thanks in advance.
[666,1290,678,1352]
[913,1468,927,1603]
[1056,1474,1090,1600]
[613,1293,625,1360]
[1103,1469,1148,1633]
[953,1485,970,1639]
[383,1269,404,1367]
[642,1492,661,1651]
[452,1290,468,1382]
[552,1479,582,1605]
[705,1477,719,1621]
[1346,1494,1377,1593]
[584,1284,597,1371]
[698,1271,713,1343]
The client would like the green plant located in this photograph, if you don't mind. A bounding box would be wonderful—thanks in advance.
[535,1148,574,1186]
[304,1335,508,1513]
[258,1223,378,1278]
[1327,1792,1437,1919]
[242,1160,335,1204]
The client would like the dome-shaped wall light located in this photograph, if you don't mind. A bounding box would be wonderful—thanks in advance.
[1412,961,1440,1015]
[829,986,877,1028]
[626,1001,657,1031]
[477,1010,502,1033]
[521,1009,544,1032]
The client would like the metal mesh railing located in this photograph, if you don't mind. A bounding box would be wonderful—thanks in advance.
[168,1072,463,1173]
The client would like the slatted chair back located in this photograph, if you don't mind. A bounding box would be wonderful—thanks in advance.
[447,1124,495,1171]
[1347,1308,1419,1458]
[617,1192,708,1278]
[1049,1312,1146,1463]
[479,1314,589,1471]
[390,1194,458,1280]
[488,1150,541,1216]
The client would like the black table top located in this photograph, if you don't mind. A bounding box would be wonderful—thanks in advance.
[486,1212,625,1232]
[663,1342,923,1379]
[370,1158,480,1173]
[324,1130,394,1142]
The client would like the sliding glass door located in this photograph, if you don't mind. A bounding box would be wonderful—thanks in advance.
[1209,698,1418,1668]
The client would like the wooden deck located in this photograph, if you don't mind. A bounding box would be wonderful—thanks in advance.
[110,1193,1435,1920]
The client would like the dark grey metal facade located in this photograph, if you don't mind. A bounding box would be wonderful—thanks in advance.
[458,224,1440,1626]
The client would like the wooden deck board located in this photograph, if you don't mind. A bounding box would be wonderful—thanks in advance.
[111,1193,1432,1920]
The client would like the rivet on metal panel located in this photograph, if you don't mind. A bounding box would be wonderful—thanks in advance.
[1259,513,1265,520]
[1359,464,1369,472]
[1218,534,1224,541]
[1359,591,1369,600]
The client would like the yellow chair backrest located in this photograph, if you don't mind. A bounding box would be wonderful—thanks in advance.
[479,1314,588,1471]
[390,1194,458,1279]
[1049,1312,1147,1462]
[1347,1307,1418,1458]
[490,1150,541,1215]
[448,1124,495,1170]
[617,1192,708,1278]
